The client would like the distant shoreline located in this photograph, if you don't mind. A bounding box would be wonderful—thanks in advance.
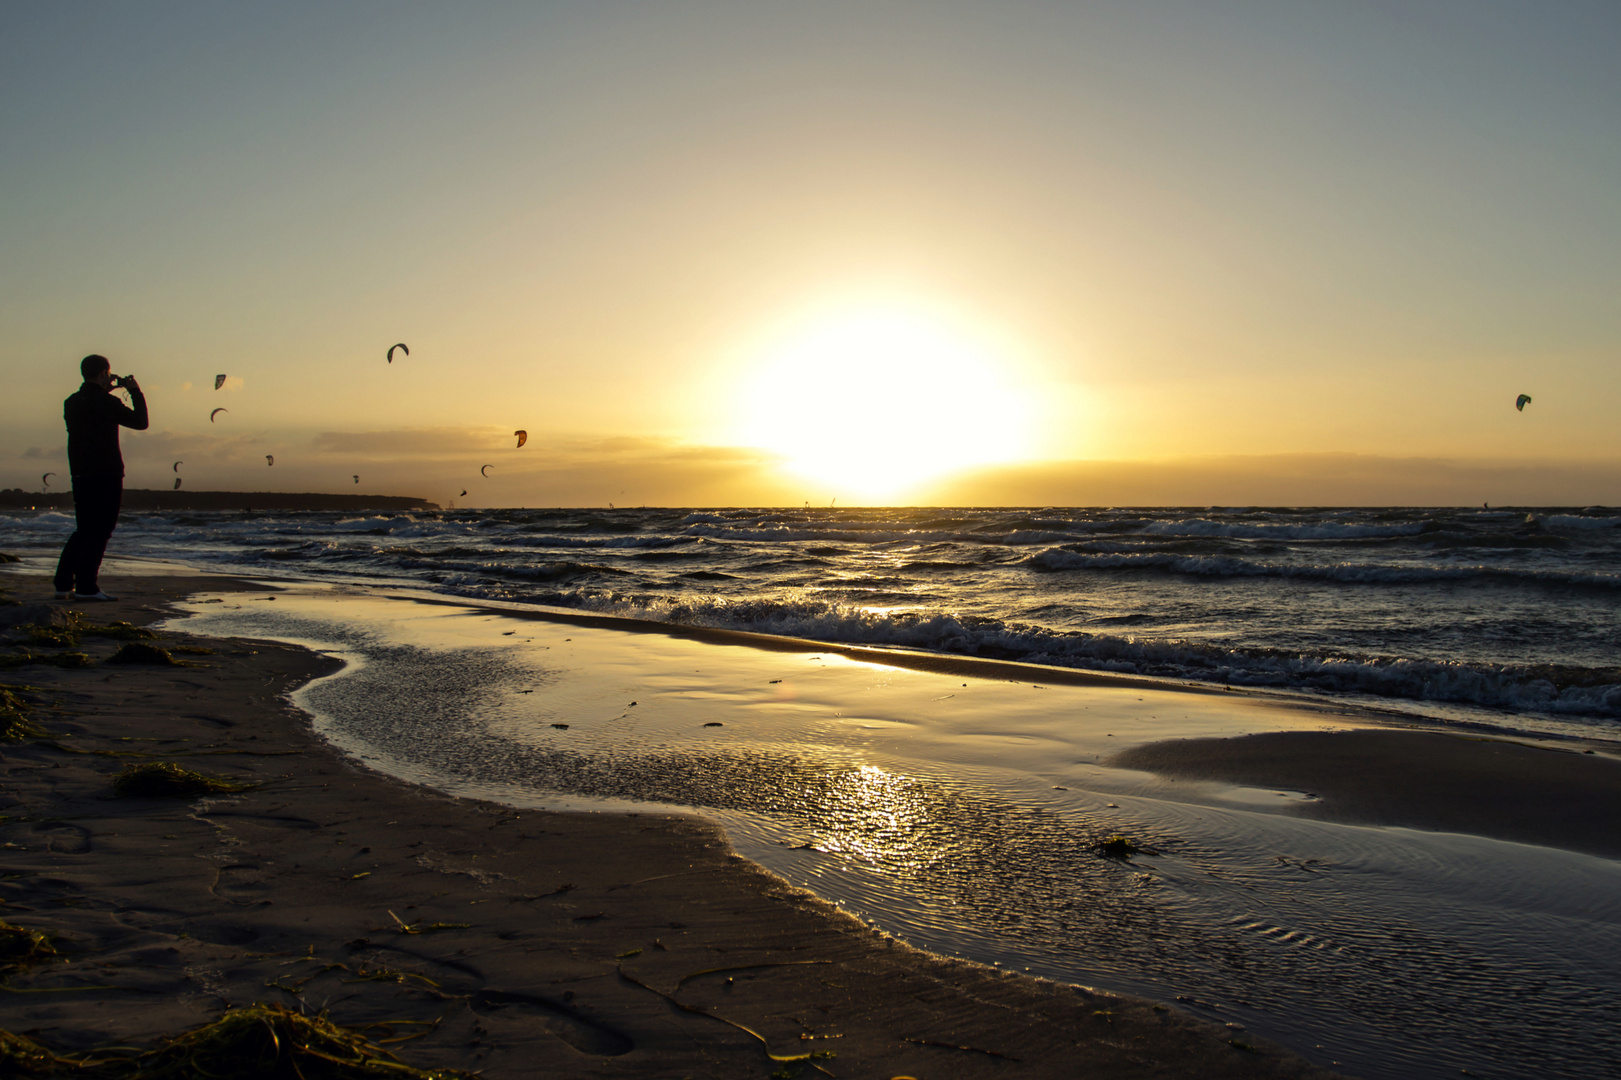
[0,488,438,512]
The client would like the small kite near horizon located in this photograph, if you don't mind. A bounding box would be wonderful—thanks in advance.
[480,464,493,477]
[210,408,228,422]
[1516,393,1532,411]
[459,489,467,496]
[387,343,408,363]
[214,374,226,390]
[514,430,528,448]
[42,473,55,489]
[173,478,182,490]
[265,455,274,466]
[353,475,360,484]
[173,461,183,473]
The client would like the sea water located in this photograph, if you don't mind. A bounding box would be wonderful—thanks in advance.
[5,504,1619,735]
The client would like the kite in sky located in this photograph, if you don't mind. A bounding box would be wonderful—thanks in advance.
[387,343,408,363]
[266,455,274,466]
[481,464,493,477]
[211,408,227,422]
[353,475,360,484]
[215,374,226,390]
[1516,393,1532,411]
[459,489,467,497]
[42,473,54,489]
[173,461,183,472]
[514,430,528,448]
[173,478,182,490]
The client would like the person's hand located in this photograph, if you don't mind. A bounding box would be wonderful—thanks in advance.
[117,375,139,392]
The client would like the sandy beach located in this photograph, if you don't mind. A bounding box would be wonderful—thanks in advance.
[0,570,1339,1079]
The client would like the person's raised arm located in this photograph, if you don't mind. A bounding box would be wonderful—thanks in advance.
[113,375,149,431]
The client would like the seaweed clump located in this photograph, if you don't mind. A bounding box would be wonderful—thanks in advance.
[1096,834,1142,859]
[0,685,45,741]
[0,651,91,671]
[23,614,157,649]
[112,762,254,799]
[0,918,56,969]
[1,1003,475,1079]
[23,622,79,648]
[106,643,179,666]
[0,1029,65,1077]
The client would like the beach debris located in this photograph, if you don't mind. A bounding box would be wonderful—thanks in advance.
[480,464,493,477]
[210,408,227,422]
[40,473,54,490]
[0,1027,70,1076]
[215,374,227,389]
[386,910,471,935]
[514,430,527,448]
[174,478,182,490]
[1096,834,1143,859]
[107,643,180,665]
[0,686,45,741]
[173,460,183,472]
[675,961,833,992]
[618,967,837,1068]
[0,918,56,970]
[901,1036,1020,1061]
[112,761,254,798]
[1,650,92,670]
[387,343,409,363]
[265,455,274,466]
[1516,393,1532,411]
[2,1002,479,1079]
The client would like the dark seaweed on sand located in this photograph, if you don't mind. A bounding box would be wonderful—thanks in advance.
[112,762,255,798]
[0,651,92,670]
[0,1002,476,1079]
[106,643,179,666]
[0,919,56,969]
[0,685,45,740]
[22,614,155,649]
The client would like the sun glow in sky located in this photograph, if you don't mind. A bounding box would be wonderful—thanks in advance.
[3,2,1621,506]
[735,305,1038,502]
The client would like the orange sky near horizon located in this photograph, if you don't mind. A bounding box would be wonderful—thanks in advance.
[3,2,1619,506]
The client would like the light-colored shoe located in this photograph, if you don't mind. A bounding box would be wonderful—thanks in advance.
[77,591,118,601]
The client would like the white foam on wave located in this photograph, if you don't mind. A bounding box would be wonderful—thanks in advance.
[443,588,1621,722]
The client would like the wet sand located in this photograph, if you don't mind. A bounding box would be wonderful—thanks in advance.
[1109,728,1621,859]
[0,572,1333,1079]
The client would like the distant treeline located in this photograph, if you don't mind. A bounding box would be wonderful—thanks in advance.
[0,489,439,512]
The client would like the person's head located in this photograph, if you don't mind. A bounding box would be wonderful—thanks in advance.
[81,354,113,389]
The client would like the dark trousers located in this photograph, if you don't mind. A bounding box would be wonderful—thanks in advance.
[53,476,122,594]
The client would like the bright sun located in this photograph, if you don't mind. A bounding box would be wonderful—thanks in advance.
[736,305,1035,502]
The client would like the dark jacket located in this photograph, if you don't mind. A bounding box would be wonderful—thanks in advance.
[65,382,148,479]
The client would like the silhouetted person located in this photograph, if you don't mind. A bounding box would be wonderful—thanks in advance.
[53,355,147,601]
